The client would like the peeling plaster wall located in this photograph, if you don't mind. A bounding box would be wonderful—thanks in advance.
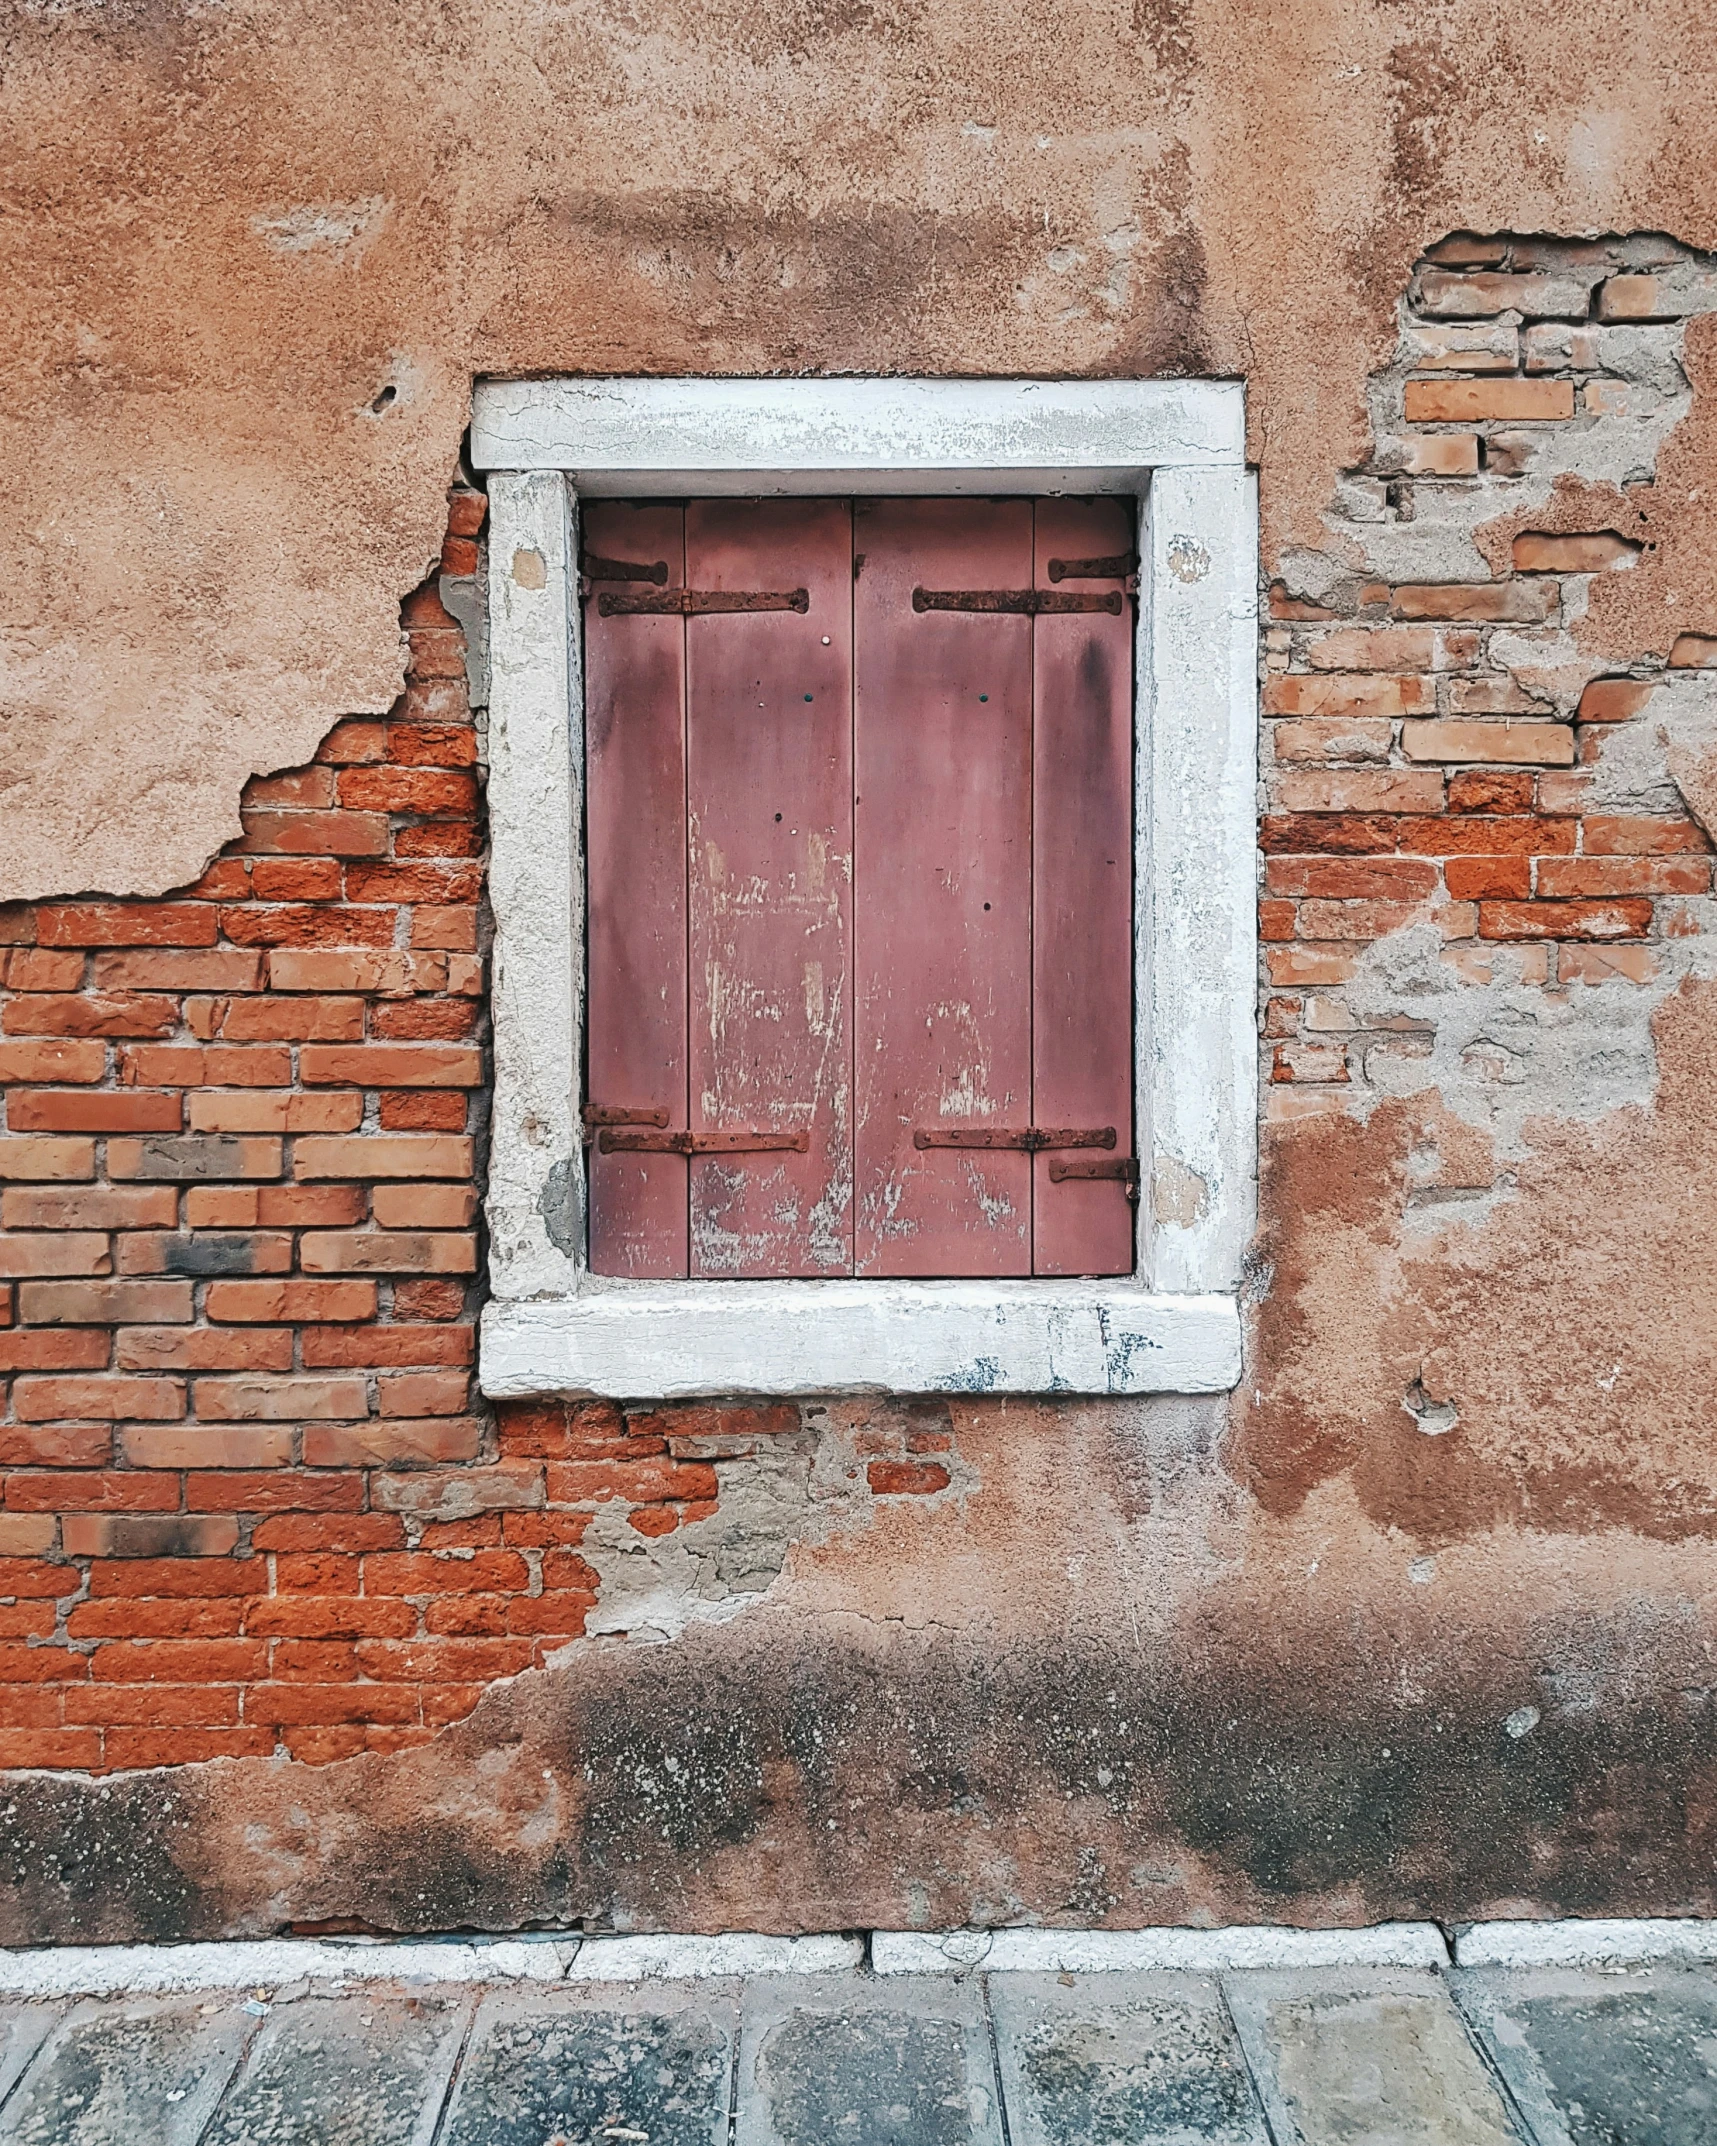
[3,0,1717,1938]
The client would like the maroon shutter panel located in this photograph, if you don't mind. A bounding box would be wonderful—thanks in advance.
[854,499,1034,1277]
[684,500,854,1276]
[583,502,689,1278]
[1031,498,1136,1276]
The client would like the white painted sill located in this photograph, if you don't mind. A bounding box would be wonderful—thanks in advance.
[472,377,1258,1403]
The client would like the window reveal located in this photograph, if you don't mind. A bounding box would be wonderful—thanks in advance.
[582,496,1135,1282]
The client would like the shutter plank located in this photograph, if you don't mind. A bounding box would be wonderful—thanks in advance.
[854,498,1033,1277]
[685,499,854,1277]
[1031,498,1136,1276]
[583,501,690,1277]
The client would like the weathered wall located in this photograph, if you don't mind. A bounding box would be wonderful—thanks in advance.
[2,0,1717,1939]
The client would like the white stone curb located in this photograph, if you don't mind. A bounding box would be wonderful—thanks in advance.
[1454,1917,1717,1968]
[871,1922,1452,1975]
[569,1933,863,1979]
[0,1937,579,1999]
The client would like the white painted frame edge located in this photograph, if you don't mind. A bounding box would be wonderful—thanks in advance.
[475,379,1257,1399]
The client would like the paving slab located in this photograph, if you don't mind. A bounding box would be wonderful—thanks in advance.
[0,2009,61,2114]
[987,1971,1267,2146]
[0,1993,252,2145]
[1223,1968,1520,2145]
[737,1972,1003,2146]
[1453,1965,1717,2146]
[438,1980,736,2146]
[199,1988,469,2146]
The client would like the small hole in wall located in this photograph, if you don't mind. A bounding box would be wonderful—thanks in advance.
[371,385,398,414]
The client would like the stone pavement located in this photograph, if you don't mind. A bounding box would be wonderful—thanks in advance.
[0,1952,1709,2144]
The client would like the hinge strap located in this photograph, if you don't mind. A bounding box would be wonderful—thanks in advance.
[600,1128,810,1155]
[913,1126,1116,1153]
[597,588,810,617]
[912,587,1124,615]
[1049,1154,1141,1198]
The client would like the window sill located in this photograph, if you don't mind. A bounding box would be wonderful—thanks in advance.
[479,1281,1242,1400]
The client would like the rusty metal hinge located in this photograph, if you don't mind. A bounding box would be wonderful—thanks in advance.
[599,1127,810,1155]
[580,553,669,585]
[913,1126,1116,1153]
[912,588,1124,616]
[1046,551,1137,582]
[597,588,810,617]
[1049,1154,1141,1200]
[582,1105,669,1146]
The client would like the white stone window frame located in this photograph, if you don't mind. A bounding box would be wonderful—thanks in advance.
[470,378,1256,1400]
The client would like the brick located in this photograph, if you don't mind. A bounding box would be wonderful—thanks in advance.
[1478,899,1652,941]
[316,720,389,765]
[410,906,479,951]
[543,1458,718,1505]
[1558,944,1663,984]
[117,1326,294,1372]
[89,1639,267,1684]
[267,950,448,995]
[0,1559,79,1598]
[298,1047,483,1089]
[293,1136,475,1183]
[397,825,482,859]
[186,1184,364,1229]
[0,1137,96,1182]
[303,1417,482,1466]
[345,863,481,905]
[1581,815,1710,853]
[205,1278,376,1322]
[1404,379,1576,423]
[4,1090,182,1134]
[1577,678,1657,723]
[867,1459,953,1495]
[302,1324,472,1368]
[1448,770,1535,813]
[1264,857,1439,900]
[1266,947,1360,986]
[193,1374,368,1421]
[63,1515,240,1557]
[1,1186,176,1230]
[394,1279,467,1320]
[1273,771,1446,813]
[64,1688,241,1726]
[0,1328,111,1372]
[0,1233,110,1278]
[243,766,336,808]
[1447,678,1553,715]
[371,1000,479,1042]
[7,1472,180,1513]
[35,904,217,948]
[90,950,265,991]
[337,767,478,815]
[1417,269,1596,319]
[1669,634,1717,669]
[1269,719,1394,769]
[1257,900,1296,941]
[0,1040,106,1084]
[69,1596,246,1638]
[0,948,86,990]
[118,1235,291,1285]
[107,1135,284,1181]
[0,1424,111,1468]
[1512,531,1640,572]
[1400,719,1574,766]
[250,859,342,900]
[378,1091,468,1131]
[1295,900,1426,940]
[220,904,396,948]
[1523,322,1602,370]
[184,1473,365,1512]
[243,1597,415,1640]
[1402,814,1575,856]
[1401,435,1480,475]
[355,1638,533,1683]
[20,1277,192,1324]
[13,1373,184,1421]
[1389,582,1553,622]
[1535,856,1708,896]
[377,1370,470,1417]
[370,1183,479,1229]
[109,1728,278,1764]
[1306,627,1441,671]
[1596,270,1717,320]
[1263,674,1435,718]
[2,994,179,1038]
[120,1044,291,1087]
[372,1467,543,1517]
[445,489,487,539]
[253,1514,404,1553]
[187,995,364,1043]
[387,722,478,766]
[240,810,390,856]
[300,1230,477,1274]
[1446,855,1531,899]
[244,1683,421,1726]
[0,1731,102,1765]
[0,1645,89,1684]
[119,1424,294,1469]
[0,1517,58,1556]
[188,1090,362,1134]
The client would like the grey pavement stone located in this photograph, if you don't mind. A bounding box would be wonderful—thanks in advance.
[1453,1965,1717,2146]
[737,1973,1003,2146]
[199,1988,469,2146]
[1224,1969,1520,2145]
[987,1971,1266,2146]
[438,1981,736,2146]
[0,2009,61,2113]
[0,1994,251,2145]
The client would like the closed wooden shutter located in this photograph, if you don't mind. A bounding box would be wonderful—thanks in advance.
[583,497,1134,1281]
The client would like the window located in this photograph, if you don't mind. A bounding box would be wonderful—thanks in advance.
[583,496,1134,1282]
[474,379,1255,1399]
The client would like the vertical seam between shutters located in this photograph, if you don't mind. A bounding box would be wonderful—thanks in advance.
[679,505,692,1264]
[848,498,858,1275]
